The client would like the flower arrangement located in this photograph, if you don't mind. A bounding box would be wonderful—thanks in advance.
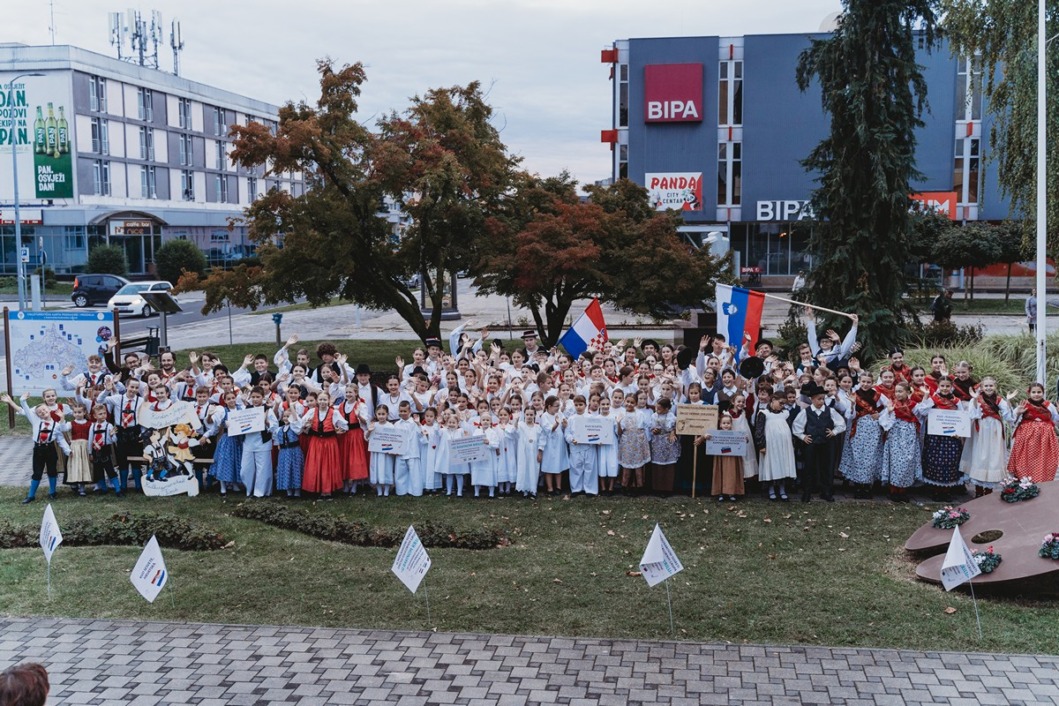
[999,476,1039,503]
[972,546,1002,574]
[931,506,969,529]
[1040,533,1059,560]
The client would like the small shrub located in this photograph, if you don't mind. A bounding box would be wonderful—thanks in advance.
[154,240,208,285]
[906,320,984,348]
[87,244,129,275]
[232,502,508,550]
[0,512,227,551]
[32,267,56,287]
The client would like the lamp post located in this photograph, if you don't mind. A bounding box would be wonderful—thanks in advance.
[1036,1,1049,384]
[8,71,45,311]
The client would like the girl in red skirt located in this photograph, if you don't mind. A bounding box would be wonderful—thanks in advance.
[338,382,370,494]
[1008,382,1059,483]
[300,391,348,499]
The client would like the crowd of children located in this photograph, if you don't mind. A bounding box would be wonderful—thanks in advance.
[11,311,1058,504]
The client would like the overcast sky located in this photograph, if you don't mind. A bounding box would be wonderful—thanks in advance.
[8,0,842,186]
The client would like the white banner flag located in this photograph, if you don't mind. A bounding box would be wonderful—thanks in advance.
[130,535,168,603]
[39,504,62,564]
[940,527,981,591]
[391,525,432,594]
[639,523,683,587]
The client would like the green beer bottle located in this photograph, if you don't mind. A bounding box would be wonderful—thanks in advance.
[33,107,45,155]
[45,103,58,158]
[57,106,69,154]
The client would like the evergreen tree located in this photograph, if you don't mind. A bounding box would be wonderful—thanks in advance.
[796,0,940,357]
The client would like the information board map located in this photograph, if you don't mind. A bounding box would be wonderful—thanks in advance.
[6,311,115,394]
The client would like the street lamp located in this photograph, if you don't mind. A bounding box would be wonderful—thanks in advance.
[8,71,45,311]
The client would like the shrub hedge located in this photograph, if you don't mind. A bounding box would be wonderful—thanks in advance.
[0,511,227,551]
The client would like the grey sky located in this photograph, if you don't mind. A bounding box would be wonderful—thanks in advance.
[7,0,842,186]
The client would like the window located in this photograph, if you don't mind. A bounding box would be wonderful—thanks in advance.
[90,118,109,155]
[617,144,628,180]
[89,75,106,112]
[956,56,983,122]
[177,97,191,129]
[92,160,111,196]
[215,174,228,202]
[181,169,194,201]
[139,127,155,161]
[137,87,153,121]
[247,176,257,202]
[178,134,191,166]
[717,142,742,206]
[718,60,743,126]
[618,63,629,128]
[215,140,226,171]
[954,137,980,204]
[140,166,157,199]
[213,106,226,136]
[63,227,85,250]
[210,230,229,243]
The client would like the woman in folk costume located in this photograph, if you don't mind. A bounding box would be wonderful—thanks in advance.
[1007,382,1059,484]
[884,349,912,385]
[924,354,951,394]
[839,371,884,498]
[728,393,759,480]
[300,391,348,499]
[961,376,1012,497]
[879,381,923,502]
[915,377,967,501]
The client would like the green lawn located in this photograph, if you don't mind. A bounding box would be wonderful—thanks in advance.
[0,282,73,296]
[1,489,1056,653]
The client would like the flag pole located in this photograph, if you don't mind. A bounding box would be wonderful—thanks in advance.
[664,578,675,636]
[691,452,697,499]
[969,581,983,640]
[756,291,855,320]
[46,560,51,601]
[423,579,432,626]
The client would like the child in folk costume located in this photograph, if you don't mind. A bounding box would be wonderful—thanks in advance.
[755,393,796,502]
[434,410,469,497]
[239,386,280,498]
[301,391,348,499]
[537,395,569,496]
[470,405,498,498]
[962,377,1011,496]
[274,403,304,498]
[337,384,370,495]
[516,406,542,496]
[701,412,745,501]
[1007,382,1059,483]
[366,404,396,496]
[596,397,620,495]
[618,394,650,494]
[565,395,599,496]
[791,382,846,503]
[915,377,967,501]
[62,403,93,496]
[839,371,885,498]
[2,392,70,504]
[729,394,759,480]
[87,403,121,495]
[418,408,441,493]
[392,401,424,497]
[648,397,680,495]
[208,391,244,498]
[879,382,923,502]
[494,407,518,495]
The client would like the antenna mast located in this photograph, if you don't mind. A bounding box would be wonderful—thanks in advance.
[170,19,185,76]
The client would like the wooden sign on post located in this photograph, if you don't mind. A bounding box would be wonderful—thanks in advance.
[675,404,718,436]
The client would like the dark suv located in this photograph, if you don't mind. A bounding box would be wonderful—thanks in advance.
[71,274,130,307]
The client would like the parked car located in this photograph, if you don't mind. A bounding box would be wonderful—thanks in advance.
[70,274,130,307]
[107,281,173,318]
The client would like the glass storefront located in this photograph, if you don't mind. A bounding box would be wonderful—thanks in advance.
[730,221,814,277]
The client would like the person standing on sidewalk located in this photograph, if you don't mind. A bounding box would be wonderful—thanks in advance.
[1026,288,1038,332]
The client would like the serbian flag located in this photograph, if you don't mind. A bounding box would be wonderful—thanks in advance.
[559,299,608,359]
[716,284,764,358]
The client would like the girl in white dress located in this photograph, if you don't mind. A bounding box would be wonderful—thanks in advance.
[495,407,518,495]
[433,411,468,496]
[516,407,542,496]
[418,408,440,493]
[756,393,797,500]
[596,398,620,495]
[729,394,759,479]
[962,376,1012,496]
[365,405,396,496]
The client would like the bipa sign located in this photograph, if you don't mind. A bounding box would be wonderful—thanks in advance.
[644,64,703,124]
[911,191,958,220]
[757,200,815,221]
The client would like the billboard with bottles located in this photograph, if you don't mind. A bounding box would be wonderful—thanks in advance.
[0,72,74,200]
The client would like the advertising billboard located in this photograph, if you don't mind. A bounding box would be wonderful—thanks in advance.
[644,64,703,123]
[646,172,703,211]
[0,72,75,201]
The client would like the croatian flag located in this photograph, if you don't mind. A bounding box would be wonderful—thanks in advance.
[715,284,764,359]
[559,299,608,360]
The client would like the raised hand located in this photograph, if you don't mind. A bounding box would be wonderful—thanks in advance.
[61,365,74,377]
[242,354,254,367]
[286,334,299,346]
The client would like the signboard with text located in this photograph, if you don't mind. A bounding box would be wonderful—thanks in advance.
[1,72,75,200]
[646,172,703,212]
[644,64,703,123]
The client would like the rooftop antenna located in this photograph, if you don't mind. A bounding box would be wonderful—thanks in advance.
[115,9,161,69]
[108,11,126,61]
[170,19,184,76]
[49,0,57,44]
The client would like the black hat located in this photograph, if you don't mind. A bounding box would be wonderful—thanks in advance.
[355,363,372,376]
[676,347,697,371]
[641,338,660,350]
[425,337,443,349]
[803,381,826,398]
[738,356,765,380]
[411,366,428,378]
[521,329,538,340]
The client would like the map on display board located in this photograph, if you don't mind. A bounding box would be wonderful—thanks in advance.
[4,311,115,394]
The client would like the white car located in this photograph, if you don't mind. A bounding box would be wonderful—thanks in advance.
[107,281,174,318]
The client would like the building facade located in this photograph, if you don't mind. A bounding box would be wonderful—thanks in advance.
[0,43,303,275]
[601,33,1006,282]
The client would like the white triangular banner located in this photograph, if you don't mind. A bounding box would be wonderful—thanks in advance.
[391,525,432,594]
[39,503,62,564]
[940,527,981,591]
[130,535,168,603]
[639,523,683,587]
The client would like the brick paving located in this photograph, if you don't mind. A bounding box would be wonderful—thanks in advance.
[2,618,1058,705]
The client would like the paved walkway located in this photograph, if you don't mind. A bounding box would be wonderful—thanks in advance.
[2,617,1058,705]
